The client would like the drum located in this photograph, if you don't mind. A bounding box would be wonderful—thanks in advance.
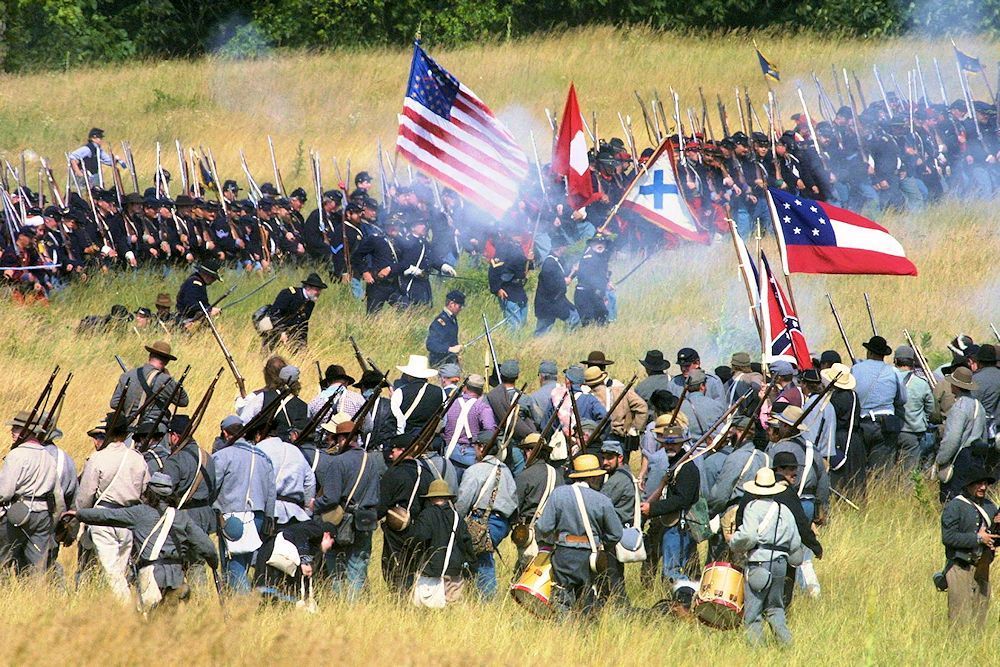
[693,561,744,630]
[510,552,554,619]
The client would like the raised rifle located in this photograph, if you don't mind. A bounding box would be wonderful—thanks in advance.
[13,366,59,448]
[200,303,246,398]
[903,329,937,389]
[731,374,780,451]
[483,313,500,385]
[565,377,588,455]
[38,372,73,441]
[460,316,509,348]
[394,379,468,464]
[129,367,185,432]
[992,322,1000,344]
[843,69,869,162]
[293,386,342,447]
[220,275,278,312]
[670,383,689,426]
[586,374,639,445]
[525,393,568,468]
[143,367,190,447]
[183,282,239,327]
[647,390,753,504]
[826,293,856,362]
[863,292,878,336]
[349,335,371,374]
[267,135,286,196]
[339,370,391,452]
[115,355,128,373]
[228,387,290,446]
[717,94,730,137]
[493,383,529,455]
[170,368,223,455]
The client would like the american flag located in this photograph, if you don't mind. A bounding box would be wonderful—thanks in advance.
[396,43,528,219]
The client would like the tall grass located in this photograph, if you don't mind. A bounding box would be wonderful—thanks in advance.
[0,27,998,664]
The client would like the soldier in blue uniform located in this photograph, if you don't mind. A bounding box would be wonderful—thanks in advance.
[573,232,613,326]
[353,214,403,314]
[533,237,579,335]
[398,218,456,307]
[425,290,465,367]
[262,272,329,351]
[174,258,222,326]
[488,229,531,329]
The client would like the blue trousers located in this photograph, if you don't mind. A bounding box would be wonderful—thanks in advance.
[500,298,528,330]
[325,529,373,600]
[660,523,693,581]
[474,513,511,598]
[222,512,264,593]
[534,309,581,336]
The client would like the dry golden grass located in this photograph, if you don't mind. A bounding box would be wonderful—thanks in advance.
[0,26,998,665]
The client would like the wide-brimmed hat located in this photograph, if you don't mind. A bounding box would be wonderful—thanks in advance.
[821,363,856,390]
[466,374,486,391]
[301,273,329,290]
[582,351,614,367]
[730,351,752,368]
[946,366,978,391]
[145,340,177,361]
[977,344,998,366]
[862,335,892,357]
[324,364,356,386]
[960,465,997,488]
[742,468,788,496]
[568,454,606,479]
[583,366,607,386]
[5,410,40,434]
[354,370,384,389]
[437,363,462,379]
[771,451,799,469]
[639,350,670,372]
[423,478,456,499]
[516,432,549,450]
[155,293,172,308]
[769,405,808,431]
[397,354,438,379]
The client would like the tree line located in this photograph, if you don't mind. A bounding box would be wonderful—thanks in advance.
[0,0,995,73]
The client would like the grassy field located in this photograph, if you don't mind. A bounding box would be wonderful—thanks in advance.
[0,26,998,666]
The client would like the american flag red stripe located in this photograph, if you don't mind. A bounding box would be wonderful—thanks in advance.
[396,44,527,219]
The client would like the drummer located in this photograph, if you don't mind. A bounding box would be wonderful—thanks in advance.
[535,454,623,617]
[729,467,803,646]
[512,433,564,574]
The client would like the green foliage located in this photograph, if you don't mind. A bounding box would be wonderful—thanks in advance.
[2,0,1000,73]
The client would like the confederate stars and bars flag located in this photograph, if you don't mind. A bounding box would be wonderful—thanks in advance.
[619,139,708,243]
[767,187,918,276]
[396,42,528,219]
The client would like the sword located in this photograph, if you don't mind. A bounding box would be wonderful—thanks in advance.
[220,275,278,311]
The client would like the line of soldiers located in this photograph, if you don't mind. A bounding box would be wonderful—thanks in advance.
[2,333,999,631]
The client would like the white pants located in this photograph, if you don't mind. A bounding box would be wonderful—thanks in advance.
[90,525,133,604]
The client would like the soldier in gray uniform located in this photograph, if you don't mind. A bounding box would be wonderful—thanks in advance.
[74,472,218,614]
[511,432,563,571]
[597,440,639,606]
[680,369,725,440]
[536,453,623,616]
[110,340,189,426]
[0,411,58,574]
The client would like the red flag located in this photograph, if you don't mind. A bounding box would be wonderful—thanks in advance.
[760,253,813,370]
[551,84,594,209]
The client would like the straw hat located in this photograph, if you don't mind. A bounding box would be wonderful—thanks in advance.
[568,454,606,479]
[742,468,788,496]
[583,366,607,386]
[768,405,809,432]
[422,479,456,499]
[396,354,438,379]
[820,362,856,390]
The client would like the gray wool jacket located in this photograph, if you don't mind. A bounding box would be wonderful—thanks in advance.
[536,482,623,550]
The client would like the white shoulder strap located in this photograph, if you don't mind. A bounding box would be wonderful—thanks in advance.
[445,397,477,459]
[530,466,557,528]
[957,494,992,526]
[798,440,814,497]
[630,474,642,527]
[571,483,598,554]
[139,507,177,562]
[405,464,423,513]
[440,508,459,578]
[757,500,781,536]
[95,448,131,508]
[344,451,369,508]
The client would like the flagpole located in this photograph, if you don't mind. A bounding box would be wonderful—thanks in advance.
[756,221,768,364]
[596,136,667,234]
[728,217,763,340]
[764,189,801,314]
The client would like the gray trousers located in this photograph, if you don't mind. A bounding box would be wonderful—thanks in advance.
[897,432,924,475]
[551,547,600,616]
[744,558,792,646]
[6,512,52,575]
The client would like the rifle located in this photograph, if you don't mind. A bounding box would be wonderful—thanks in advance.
[200,303,246,398]
[903,329,937,389]
[717,94,730,137]
[38,372,73,441]
[992,323,1000,344]
[294,386,342,447]
[394,379,468,464]
[143,367,191,447]
[863,292,878,336]
[341,370,391,452]
[647,391,752,503]
[731,374,780,451]
[115,355,128,373]
[843,69,869,161]
[267,135,286,196]
[170,368,223,455]
[13,366,59,448]
[483,313,500,385]
[494,383,529,454]
[826,293,856,362]
[670,383,689,426]
[586,375,639,445]
[182,283,239,327]
[228,387,290,446]
[565,377,588,455]
[525,393,568,468]
[349,335,371,374]
[460,316,509,348]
